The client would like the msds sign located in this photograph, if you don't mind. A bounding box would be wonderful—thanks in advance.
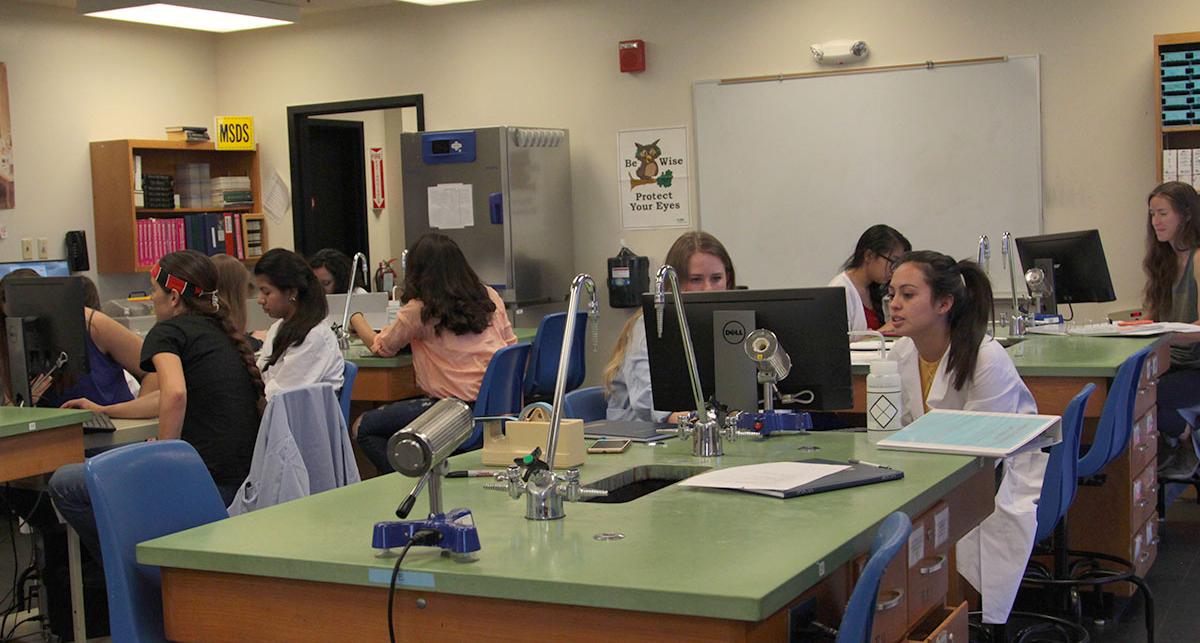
[214,116,255,151]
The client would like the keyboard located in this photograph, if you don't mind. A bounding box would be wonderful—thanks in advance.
[82,413,116,433]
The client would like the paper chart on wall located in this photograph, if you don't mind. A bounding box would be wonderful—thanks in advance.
[428,183,474,229]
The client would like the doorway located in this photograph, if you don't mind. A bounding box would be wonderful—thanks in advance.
[287,95,425,262]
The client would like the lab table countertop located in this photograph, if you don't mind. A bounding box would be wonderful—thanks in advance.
[0,407,92,439]
[138,431,983,622]
[341,327,536,368]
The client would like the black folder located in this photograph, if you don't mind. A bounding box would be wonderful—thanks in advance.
[745,458,903,498]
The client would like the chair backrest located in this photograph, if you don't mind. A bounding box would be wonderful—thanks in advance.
[837,511,912,643]
[85,441,228,643]
[1078,347,1151,478]
[1036,383,1096,543]
[461,342,532,452]
[339,360,359,425]
[523,312,588,400]
[563,386,606,422]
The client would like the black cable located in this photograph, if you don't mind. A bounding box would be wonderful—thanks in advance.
[1063,303,1075,322]
[3,613,42,641]
[387,529,442,643]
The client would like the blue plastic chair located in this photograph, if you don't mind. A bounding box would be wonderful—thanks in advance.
[458,342,532,453]
[563,386,606,422]
[836,511,912,643]
[523,312,588,402]
[1035,383,1095,545]
[1077,347,1151,477]
[339,360,359,426]
[85,441,228,643]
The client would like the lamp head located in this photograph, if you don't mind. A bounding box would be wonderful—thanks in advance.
[386,398,474,477]
[745,328,792,382]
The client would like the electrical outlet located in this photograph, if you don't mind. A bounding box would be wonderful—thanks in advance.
[0,224,7,239]
[20,238,33,260]
[37,237,48,259]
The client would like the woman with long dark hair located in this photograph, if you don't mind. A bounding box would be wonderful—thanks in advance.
[1142,182,1200,477]
[886,250,1040,617]
[603,231,736,423]
[829,224,911,332]
[309,247,368,294]
[254,248,344,399]
[349,233,516,471]
[52,250,265,559]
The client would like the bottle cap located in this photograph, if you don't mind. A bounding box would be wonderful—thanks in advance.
[869,360,899,375]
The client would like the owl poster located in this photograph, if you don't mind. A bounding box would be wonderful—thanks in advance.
[618,126,689,229]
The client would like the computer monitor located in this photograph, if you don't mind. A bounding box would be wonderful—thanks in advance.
[1015,229,1116,309]
[5,277,89,406]
[643,288,852,413]
[0,260,70,279]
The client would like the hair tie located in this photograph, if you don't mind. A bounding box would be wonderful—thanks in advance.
[211,291,221,311]
[152,263,218,303]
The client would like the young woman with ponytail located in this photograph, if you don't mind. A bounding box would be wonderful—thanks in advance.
[886,250,1041,618]
[885,250,1035,423]
[51,250,266,560]
[253,248,344,399]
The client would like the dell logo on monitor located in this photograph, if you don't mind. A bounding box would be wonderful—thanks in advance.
[722,320,746,344]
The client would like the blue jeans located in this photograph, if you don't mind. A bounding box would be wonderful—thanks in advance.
[49,461,239,562]
[356,397,437,473]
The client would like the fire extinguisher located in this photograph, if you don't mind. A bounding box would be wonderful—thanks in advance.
[374,259,398,293]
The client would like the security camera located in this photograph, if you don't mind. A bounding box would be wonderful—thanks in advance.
[811,40,869,65]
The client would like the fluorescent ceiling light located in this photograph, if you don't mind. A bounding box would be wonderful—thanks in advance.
[396,0,484,5]
[78,0,298,33]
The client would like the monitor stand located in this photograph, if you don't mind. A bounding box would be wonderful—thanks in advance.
[6,317,32,406]
[712,310,757,413]
[1034,257,1057,316]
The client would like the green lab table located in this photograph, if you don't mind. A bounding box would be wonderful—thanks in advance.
[0,407,91,482]
[138,431,993,641]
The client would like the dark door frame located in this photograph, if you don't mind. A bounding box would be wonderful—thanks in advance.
[286,94,426,251]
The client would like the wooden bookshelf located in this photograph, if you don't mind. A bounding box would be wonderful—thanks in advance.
[89,139,265,273]
[1155,32,1200,182]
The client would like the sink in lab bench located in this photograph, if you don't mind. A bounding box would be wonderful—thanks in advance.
[583,464,711,504]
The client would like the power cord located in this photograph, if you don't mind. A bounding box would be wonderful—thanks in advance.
[387,529,442,643]
[1063,303,1075,322]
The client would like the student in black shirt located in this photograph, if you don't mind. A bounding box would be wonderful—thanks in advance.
[50,250,265,558]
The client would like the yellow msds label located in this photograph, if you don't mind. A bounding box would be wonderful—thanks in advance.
[214,116,255,150]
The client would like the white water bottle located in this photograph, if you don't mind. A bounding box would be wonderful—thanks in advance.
[866,360,903,442]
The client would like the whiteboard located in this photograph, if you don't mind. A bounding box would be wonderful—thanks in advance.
[693,56,1042,297]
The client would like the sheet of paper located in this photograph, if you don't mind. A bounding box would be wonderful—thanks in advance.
[427,183,474,229]
[677,462,849,492]
[263,170,290,225]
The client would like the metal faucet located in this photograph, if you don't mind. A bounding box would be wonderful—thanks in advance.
[978,235,996,338]
[484,273,605,520]
[654,265,727,457]
[336,252,370,350]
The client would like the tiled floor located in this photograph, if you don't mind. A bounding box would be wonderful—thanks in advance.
[3,498,1197,642]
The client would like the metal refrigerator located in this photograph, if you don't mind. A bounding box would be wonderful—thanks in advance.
[400,127,574,308]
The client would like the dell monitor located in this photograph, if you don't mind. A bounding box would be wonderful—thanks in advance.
[1015,230,1116,311]
[643,288,852,414]
[5,277,89,407]
[0,260,70,279]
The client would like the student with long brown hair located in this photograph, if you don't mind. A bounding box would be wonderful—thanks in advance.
[350,233,516,470]
[829,224,911,332]
[603,231,736,423]
[51,250,266,558]
[1142,182,1200,476]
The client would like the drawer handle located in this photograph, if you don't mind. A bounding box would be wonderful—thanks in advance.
[1137,443,1149,453]
[1137,498,1150,508]
[876,588,904,612]
[919,555,947,576]
[1138,551,1150,563]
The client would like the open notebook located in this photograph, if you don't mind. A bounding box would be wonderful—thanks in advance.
[677,458,902,498]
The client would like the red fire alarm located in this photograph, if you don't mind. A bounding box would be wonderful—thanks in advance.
[619,39,646,73]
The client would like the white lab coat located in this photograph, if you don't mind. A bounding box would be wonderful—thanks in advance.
[828,272,868,332]
[606,319,672,423]
[888,336,1046,624]
[258,320,345,400]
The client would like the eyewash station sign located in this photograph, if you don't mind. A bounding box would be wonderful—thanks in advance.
[617,126,690,229]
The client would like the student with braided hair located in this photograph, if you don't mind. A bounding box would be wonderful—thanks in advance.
[51,250,265,559]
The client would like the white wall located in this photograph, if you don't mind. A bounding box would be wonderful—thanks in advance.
[0,2,218,301]
[6,0,1200,382]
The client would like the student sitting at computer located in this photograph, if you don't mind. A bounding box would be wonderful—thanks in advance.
[604,231,736,423]
[309,247,368,295]
[1143,182,1200,477]
[829,224,911,333]
[0,269,159,409]
[348,233,516,472]
[253,248,344,399]
[886,250,1041,619]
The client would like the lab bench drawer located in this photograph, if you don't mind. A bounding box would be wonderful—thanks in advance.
[907,502,950,625]
[853,544,908,643]
[1133,377,1158,423]
[1130,408,1159,479]
[905,601,967,643]
[1131,462,1159,533]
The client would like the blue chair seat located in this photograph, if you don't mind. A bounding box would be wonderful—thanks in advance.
[562,385,605,422]
[523,312,588,403]
[458,342,532,453]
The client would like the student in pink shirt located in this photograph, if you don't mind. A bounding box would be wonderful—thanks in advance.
[349,233,516,471]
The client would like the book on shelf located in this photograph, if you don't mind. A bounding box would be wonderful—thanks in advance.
[165,126,208,133]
